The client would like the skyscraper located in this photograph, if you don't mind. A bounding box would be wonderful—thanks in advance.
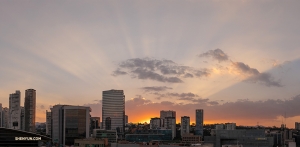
[46,110,52,136]
[24,89,36,132]
[102,90,125,135]
[20,106,25,130]
[0,103,2,127]
[195,109,203,136]
[181,116,190,137]
[160,110,176,120]
[2,107,9,128]
[9,90,21,129]
[51,105,90,146]
[164,117,176,139]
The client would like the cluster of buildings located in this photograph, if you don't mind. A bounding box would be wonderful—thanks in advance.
[2,89,300,147]
[0,89,36,132]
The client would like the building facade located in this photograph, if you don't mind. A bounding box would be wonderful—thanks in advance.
[51,105,90,146]
[195,109,203,136]
[9,90,21,129]
[164,117,176,139]
[295,122,300,130]
[2,107,9,128]
[150,117,163,129]
[181,116,190,137]
[46,110,51,136]
[102,90,125,136]
[20,106,25,130]
[160,110,176,120]
[125,115,128,124]
[0,103,2,127]
[225,123,236,130]
[24,89,36,132]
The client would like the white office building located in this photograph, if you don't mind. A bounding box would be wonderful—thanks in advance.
[181,116,190,136]
[9,90,21,129]
[102,90,125,134]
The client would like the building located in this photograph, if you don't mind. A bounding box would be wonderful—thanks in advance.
[125,129,173,142]
[204,129,274,147]
[182,134,202,144]
[0,103,2,127]
[46,110,51,136]
[164,117,176,139]
[51,105,91,146]
[225,123,236,130]
[20,106,25,130]
[24,89,36,132]
[1,107,9,128]
[74,138,108,147]
[93,129,117,144]
[102,90,125,137]
[181,116,190,137]
[160,110,176,120]
[9,90,21,129]
[215,124,224,130]
[125,115,128,124]
[150,117,163,129]
[90,117,100,136]
[195,109,203,136]
[295,122,300,130]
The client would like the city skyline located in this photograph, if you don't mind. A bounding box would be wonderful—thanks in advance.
[1,1,300,128]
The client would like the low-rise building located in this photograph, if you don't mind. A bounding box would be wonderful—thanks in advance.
[93,129,117,144]
[74,138,108,147]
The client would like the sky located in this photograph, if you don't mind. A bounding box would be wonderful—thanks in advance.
[1,0,300,128]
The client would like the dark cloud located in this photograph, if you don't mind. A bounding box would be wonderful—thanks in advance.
[114,58,210,83]
[141,86,172,92]
[167,92,199,98]
[112,68,127,76]
[132,68,183,83]
[199,49,229,62]
[232,62,259,75]
[40,105,45,109]
[231,61,282,87]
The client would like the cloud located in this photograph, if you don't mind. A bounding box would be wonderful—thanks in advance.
[141,86,173,92]
[112,68,127,76]
[167,92,199,98]
[199,48,229,62]
[132,68,183,83]
[113,58,210,83]
[231,61,282,87]
[40,105,45,109]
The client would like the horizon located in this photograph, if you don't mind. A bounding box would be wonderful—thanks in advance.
[1,1,300,128]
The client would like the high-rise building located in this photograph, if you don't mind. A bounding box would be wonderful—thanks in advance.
[181,116,190,137]
[125,115,128,124]
[160,110,176,120]
[2,107,9,128]
[102,90,125,135]
[295,122,300,130]
[195,109,203,136]
[20,106,25,130]
[164,117,176,139]
[0,103,2,127]
[46,110,52,136]
[150,117,163,129]
[51,105,90,146]
[9,90,21,129]
[90,117,100,136]
[24,89,36,132]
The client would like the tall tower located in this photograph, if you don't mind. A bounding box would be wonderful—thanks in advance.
[181,116,190,137]
[24,89,36,132]
[195,109,203,136]
[160,110,176,120]
[102,90,125,135]
[9,90,21,129]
